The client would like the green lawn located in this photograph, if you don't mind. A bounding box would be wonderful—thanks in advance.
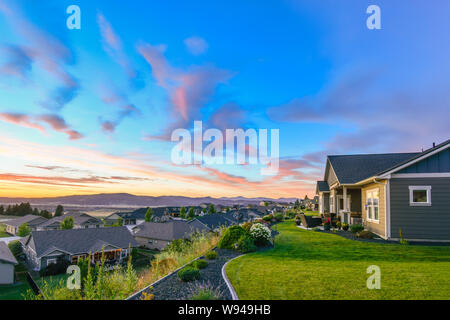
[226,222,450,299]
[0,223,9,237]
[0,271,68,300]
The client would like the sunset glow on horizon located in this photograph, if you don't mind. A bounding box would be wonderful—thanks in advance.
[1,0,449,199]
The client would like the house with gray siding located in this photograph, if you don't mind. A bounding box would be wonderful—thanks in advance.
[36,212,103,231]
[21,226,138,271]
[3,215,48,235]
[316,139,450,242]
[0,241,18,284]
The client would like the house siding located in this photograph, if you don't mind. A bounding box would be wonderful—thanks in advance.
[135,236,169,250]
[0,263,15,284]
[398,148,450,173]
[361,181,387,238]
[390,177,450,240]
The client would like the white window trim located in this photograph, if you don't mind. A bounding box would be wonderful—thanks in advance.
[409,186,432,206]
[366,188,380,223]
[47,258,57,266]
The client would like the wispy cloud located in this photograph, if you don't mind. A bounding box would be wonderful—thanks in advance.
[0,112,83,140]
[0,0,79,110]
[184,36,208,55]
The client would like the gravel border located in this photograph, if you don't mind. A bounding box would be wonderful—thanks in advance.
[128,248,241,300]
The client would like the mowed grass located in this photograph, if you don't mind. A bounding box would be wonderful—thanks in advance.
[226,222,450,300]
[0,223,9,237]
[0,272,68,300]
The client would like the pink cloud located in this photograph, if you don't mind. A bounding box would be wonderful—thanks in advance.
[0,112,83,140]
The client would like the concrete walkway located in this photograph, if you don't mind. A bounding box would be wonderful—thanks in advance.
[0,236,21,244]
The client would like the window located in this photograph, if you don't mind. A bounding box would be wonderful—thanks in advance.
[121,249,127,258]
[366,189,379,222]
[47,258,57,266]
[409,186,432,206]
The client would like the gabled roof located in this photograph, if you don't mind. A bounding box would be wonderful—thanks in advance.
[196,213,235,229]
[316,181,330,192]
[377,139,450,176]
[0,241,18,265]
[327,152,419,184]
[133,220,209,241]
[26,226,138,258]
[4,215,48,228]
[38,212,102,229]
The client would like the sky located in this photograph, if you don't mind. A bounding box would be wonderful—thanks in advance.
[0,0,449,198]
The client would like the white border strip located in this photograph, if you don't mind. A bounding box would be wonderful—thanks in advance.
[221,254,245,300]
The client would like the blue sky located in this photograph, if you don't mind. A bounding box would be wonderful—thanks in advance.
[0,0,449,198]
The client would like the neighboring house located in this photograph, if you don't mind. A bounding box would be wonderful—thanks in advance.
[0,241,18,284]
[316,139,450,241]
[133,220,210,250]
[21,227,138,271]
[37,212,103,231]
[3,215,48,235]
[196,213,235,230]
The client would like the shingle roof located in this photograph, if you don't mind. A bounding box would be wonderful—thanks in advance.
[27,226,138,258]
[4,215,48,228]
[38,212,102,229]
[377,139,450,175]
[134,220,210,241]
[316,181,330,192]
[0,241,18,265]
[196,213,235,229]
[328,152,420,184]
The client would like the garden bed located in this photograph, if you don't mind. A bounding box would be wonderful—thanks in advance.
[131,248,241,300]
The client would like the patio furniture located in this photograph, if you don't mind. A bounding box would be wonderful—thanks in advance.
[299,214,322,228]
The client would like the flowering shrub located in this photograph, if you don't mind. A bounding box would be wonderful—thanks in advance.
[249,223,272,246]
[323,218,331,226]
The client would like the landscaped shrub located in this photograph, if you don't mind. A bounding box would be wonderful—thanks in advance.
[323,218,331,231]
[294,215,301,225]
[357,231,374,239]
[350,224,364,234]
[342,223,349,231]
[205,251,218,260]
[178,266,201,282]
[335,221,342,230]
[8,240,22,258]
[236,235,257,253]
[274,213,284,221]
[241,221,253,233]
[262,214,274,222]
[187,281,223,300]
[218,225,247,249]
[166,239,191,253]
[249,223,272,246]
[191,259,208,269]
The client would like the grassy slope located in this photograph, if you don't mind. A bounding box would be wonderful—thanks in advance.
[0,223,9,237]
[226,222,450,299]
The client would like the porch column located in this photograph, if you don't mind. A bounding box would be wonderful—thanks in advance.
[343,186,348,212]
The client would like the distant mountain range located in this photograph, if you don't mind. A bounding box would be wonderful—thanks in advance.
[0,193,298,207]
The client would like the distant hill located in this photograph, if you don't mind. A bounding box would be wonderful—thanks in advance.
[0,193,298,207]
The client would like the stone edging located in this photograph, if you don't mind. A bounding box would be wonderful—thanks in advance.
[221,254,245,300]
[126,255,204,300]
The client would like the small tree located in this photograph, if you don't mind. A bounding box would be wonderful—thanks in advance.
[40,210,52,219]
[0,205,4,215]
[208,204,215,214]
[180,206,186,218]
[117,217,124,226]
[54,205,64,217]
[18,222,31,237]
[144,208,153,222]
[61,216,74,230]
[187,207,195,219]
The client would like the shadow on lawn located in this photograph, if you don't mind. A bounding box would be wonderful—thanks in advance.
[261,223,450,264]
